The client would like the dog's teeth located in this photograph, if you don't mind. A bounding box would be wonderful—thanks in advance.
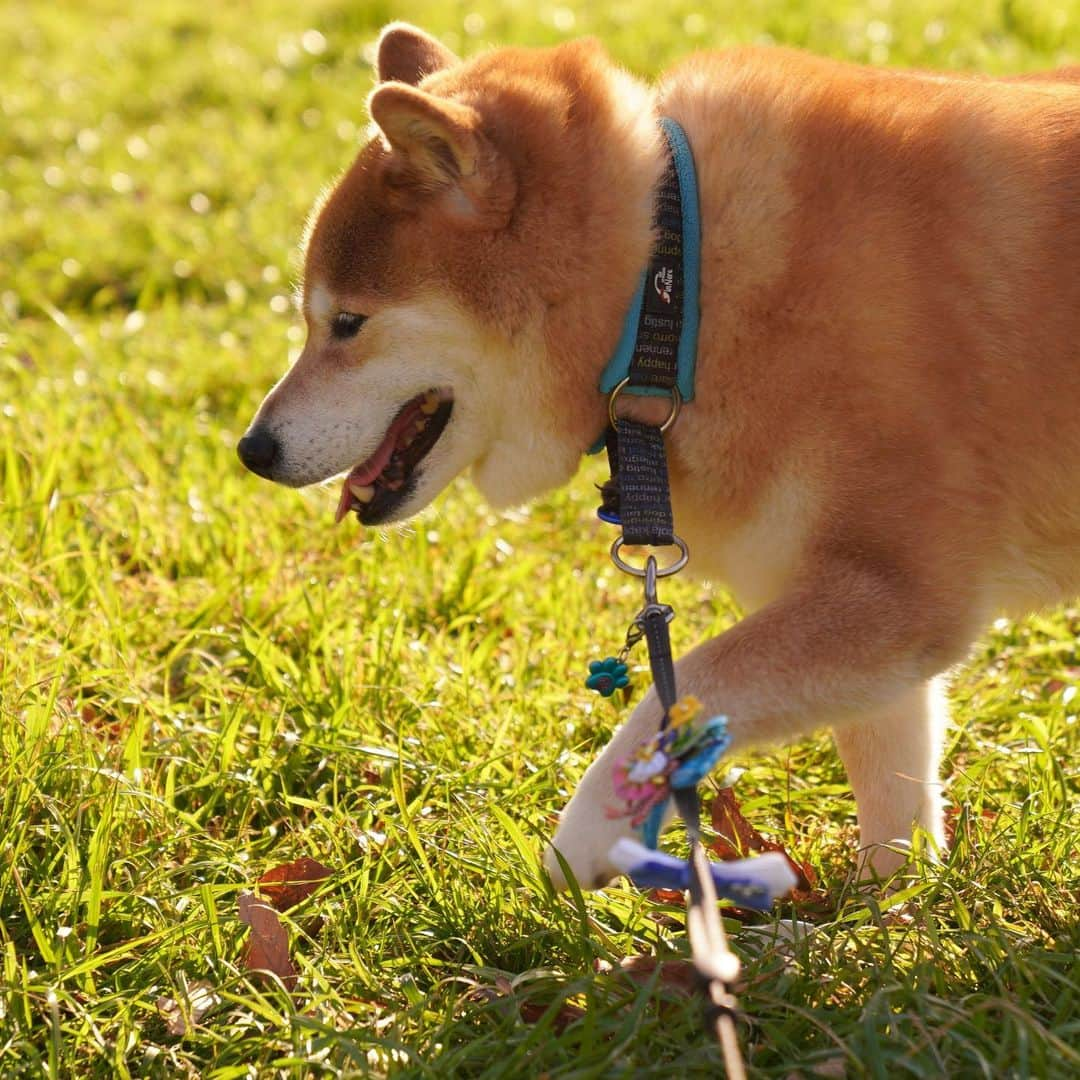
[420,395,439,415]
[414,419,427,433]
[350,483,375,503]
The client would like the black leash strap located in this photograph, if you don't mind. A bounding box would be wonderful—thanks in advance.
[641,603,678,718]
[621,567,746,1074]
[599,121,746,1073]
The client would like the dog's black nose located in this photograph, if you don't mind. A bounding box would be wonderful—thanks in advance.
[237,429,279,478]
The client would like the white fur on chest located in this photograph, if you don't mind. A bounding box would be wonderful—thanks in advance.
[674,466,818,613]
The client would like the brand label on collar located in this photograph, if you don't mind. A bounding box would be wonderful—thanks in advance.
[652,266,674,306]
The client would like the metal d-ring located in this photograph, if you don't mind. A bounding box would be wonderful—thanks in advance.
[610,535,690,578]
[608,378,682,433]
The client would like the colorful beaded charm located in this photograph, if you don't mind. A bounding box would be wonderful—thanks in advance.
[608,695,731,847]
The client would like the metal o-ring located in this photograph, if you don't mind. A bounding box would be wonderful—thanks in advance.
[610,535,690,578]
[608,378,682,433]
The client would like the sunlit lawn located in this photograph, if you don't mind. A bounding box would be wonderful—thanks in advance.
[1,1,1078,1075]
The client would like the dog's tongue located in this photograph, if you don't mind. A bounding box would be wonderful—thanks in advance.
[333,399,425,524]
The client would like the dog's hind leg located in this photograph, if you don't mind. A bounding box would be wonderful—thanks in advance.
[832,676,949,881]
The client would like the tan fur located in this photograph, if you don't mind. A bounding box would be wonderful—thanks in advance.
[241,26,1080,888]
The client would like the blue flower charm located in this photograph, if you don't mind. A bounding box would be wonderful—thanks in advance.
[585,657,630,697]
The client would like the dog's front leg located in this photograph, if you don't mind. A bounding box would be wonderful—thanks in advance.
[545,559,971,890]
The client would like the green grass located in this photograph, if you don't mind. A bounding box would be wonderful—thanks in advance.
[2,1,1078,1076]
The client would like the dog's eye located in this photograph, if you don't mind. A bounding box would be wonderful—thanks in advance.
[331,312,367,340]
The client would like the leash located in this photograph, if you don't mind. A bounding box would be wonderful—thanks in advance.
[598,537,749,1075]
[584,119,793,1071]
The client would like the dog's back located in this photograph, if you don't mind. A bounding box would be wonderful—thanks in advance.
[657,49,1080,617]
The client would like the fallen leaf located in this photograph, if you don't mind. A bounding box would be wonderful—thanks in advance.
[709,788,817,893]
[239,890,297,989]
[782,1055,848,1078]
[706,788,834,919]
[459,974,514,1005]
[461,973,585,1032]
[944,805,999,846]
[880,909,916,928]
[256,857,333,912]
[647,887,685,906]
[597,955,699,997]
[156,978,221,1036]
[516,997,586,1032]
[710,787,768,857]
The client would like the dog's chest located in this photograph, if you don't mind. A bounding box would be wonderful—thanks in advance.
[671,464,817,613]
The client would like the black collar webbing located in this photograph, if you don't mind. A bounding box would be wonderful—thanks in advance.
[600,121,688,548]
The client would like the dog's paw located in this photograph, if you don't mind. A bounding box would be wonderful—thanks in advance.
[852,829,944,892]
[543,812,636,891]
[544,782,679,891]
[855,839,913,885]
[544,688,676,891]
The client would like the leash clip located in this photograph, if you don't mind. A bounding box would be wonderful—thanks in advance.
[634,554,675,633]
[627,557,676,653]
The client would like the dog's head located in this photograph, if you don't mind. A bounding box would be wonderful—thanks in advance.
[238,23,655,526]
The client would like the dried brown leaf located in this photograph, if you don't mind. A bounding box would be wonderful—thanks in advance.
[783,1056,848,1079]
[599,955,699,997]
[517,997,586,1032]
[239,890,297,989]
[944,804,999,846]
[710,787,768,856]
[257,857,333,912]
[464,975,585,1033]
[709,788,818,896]
[646,887,685,906]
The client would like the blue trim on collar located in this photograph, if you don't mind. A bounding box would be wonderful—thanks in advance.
[597,117,701,405]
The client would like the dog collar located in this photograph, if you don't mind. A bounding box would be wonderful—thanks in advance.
[589,116,701,456]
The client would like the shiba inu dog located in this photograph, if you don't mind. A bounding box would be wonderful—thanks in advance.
[238,23,1080,889]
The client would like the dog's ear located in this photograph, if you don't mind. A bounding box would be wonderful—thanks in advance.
[376,23,458,85]
[370,84,479,181]
[369,83,515,228]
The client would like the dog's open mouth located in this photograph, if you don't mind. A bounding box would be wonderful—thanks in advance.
[335,389,453,525]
